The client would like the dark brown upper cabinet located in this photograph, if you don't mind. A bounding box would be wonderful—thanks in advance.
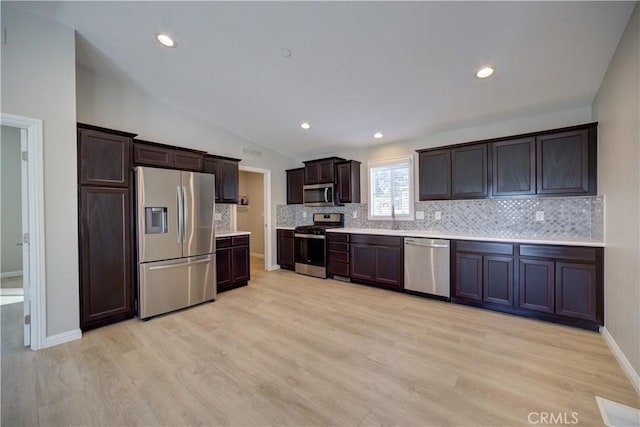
[203,155,240,204]
[303,157,345,185]
[336,160,361,204]
[78,125,135,187]
[536,128,596,196]
[418,149,451,200]
[417,122,597,200]
[134,140,204,172]
[492,138,536,196]
[451,144,488,199]
[286,168,305,204]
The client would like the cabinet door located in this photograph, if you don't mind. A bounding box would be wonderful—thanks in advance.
[79,129,131,187]
[220,160,239,203]
[451,144,488,198]
[216,248,232,288]
[350,244,376,281]
[79,187,133,329]
[318,159,335,183]
[286,168,305,204]
[232,245,250,283]
[518,258,554,313]
[173,150,203,171]
[483,256,514,306]
[304,162,320,185]
[134,143,172,168]
[455,253,483,301]
[536,129,591,195]
[375,246,403,288]
[336,161,361,204]
[203,158,222,202]
[418,149,451,200]
[492,138,535,196]
[555,262,596,321]
[277,232,295,269]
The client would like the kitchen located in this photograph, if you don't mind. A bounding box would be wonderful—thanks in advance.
[1,1,639,426]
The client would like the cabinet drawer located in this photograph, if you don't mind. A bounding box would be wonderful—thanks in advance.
[232,236,249,247]
[328,251,349,263]
[328,242,349,252]
[456,241,513,255]
[350,234,403,247]
[328,260,349,277]
[519,245,597,262]
[278,229,294,238]
[216,237,232,248]
[328,233,349,242]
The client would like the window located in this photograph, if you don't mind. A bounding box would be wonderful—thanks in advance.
[368,156,414,220]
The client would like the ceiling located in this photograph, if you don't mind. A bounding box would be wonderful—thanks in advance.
[9,1,636,158]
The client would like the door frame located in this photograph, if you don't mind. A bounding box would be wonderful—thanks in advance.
[238,166,272,271]
[1,113,46,350]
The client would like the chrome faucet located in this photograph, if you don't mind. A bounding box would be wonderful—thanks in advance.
[391,204,399,230]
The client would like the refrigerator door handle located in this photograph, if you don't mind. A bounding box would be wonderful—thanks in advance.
[176,186,183,244]
[147,257,211,271]
[182,185,188,244]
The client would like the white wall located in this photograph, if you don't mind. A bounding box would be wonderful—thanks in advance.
[238,171,265,256]
[1,6,79,336]
[1,125,23,274]
[319,105,593,204]
[76,65,296,268]
[592,3,640,380]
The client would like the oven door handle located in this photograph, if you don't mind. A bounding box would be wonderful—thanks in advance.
[295,233,326,240]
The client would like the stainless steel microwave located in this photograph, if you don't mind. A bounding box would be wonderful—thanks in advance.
[303,183,335,206]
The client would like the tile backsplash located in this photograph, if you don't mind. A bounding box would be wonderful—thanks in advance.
[276,196,603,240]
[215,203,234,233]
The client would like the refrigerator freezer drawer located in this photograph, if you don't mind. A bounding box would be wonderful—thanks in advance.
[138,255,216,319]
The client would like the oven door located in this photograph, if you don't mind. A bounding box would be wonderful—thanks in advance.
[294,234,327,278]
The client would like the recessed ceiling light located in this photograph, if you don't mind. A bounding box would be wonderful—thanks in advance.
[300,122,311,130]
[476,66,494,79]
[374,132,383,139]
[156,33,176,48]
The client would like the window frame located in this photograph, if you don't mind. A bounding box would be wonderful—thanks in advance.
[367,155,415,221]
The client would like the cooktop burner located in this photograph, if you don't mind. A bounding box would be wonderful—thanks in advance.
[294,213,343,235]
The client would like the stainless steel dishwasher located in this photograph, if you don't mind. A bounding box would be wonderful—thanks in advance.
[404,238,451,298]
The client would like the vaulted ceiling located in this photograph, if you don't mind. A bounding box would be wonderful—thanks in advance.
[10,1,636,158]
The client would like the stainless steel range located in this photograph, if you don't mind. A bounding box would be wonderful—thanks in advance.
[294,213,343,278]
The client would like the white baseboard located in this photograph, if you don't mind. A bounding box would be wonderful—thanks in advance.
[1,270,23,278]
[42,328,82,349]
[250,253,265,259]
[601,326,640,395]
[268,264,281,272]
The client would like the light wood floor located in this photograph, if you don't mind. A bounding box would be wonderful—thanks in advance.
[2,257,638,426]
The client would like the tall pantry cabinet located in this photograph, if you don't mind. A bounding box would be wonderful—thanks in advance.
[77,124,136,331]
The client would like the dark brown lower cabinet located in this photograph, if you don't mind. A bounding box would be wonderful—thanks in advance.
[327,233,350,278]
[350,235,403,289]
[453,240,603,330]
[277,229,295,270]
[216,235,250,293]
[518,258,554,313]
[79,187,134,330]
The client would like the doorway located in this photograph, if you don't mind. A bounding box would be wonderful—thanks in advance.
[1,114,45,350]
[237,166,271,272]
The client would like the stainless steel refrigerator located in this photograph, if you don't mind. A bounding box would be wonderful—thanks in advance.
[135,166,216,319]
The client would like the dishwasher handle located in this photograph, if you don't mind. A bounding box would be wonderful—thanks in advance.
[404,239,449,248]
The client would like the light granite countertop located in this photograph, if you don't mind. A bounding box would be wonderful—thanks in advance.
[216,231,251,238]
[326,228,604,247]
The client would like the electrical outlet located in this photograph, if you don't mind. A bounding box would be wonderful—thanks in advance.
[535,211,545,221]
[215,213,222,221]
[352,211,358,219]
[415,211,425,220]
[302,211,307,218]
[435,211,442,220]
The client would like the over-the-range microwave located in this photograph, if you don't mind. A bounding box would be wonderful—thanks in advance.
[303,183,335,206]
